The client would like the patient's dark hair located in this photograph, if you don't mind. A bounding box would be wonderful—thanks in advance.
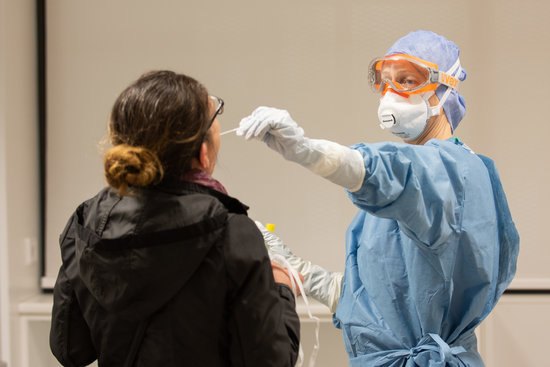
[104,70,210,195]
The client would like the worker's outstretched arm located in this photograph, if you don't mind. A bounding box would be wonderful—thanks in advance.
[238,107,365,192]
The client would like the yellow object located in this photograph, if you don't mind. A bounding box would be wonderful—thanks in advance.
[266,223,275,232]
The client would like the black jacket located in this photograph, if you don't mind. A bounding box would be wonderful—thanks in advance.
[50,181,300,366]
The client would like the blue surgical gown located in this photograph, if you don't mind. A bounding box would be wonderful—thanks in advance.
[333,138,519,367]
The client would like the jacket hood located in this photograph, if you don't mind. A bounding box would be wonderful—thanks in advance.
[66,185,237,321]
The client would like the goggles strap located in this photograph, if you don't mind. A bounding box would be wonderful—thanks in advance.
[437,57,462,91]
[429,58,461,117]
[429,87,453,117]
[448,57,462,78]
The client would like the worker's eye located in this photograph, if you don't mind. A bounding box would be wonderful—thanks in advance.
[397,78,419,88]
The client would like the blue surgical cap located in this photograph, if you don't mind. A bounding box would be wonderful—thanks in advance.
[386,30,467,131]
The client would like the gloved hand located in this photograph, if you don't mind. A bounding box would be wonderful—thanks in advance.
[271,260,304,296]
[255,221,343,313]
[238,106,365,192]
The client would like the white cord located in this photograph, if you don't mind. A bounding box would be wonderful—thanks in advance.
[271,254,320,367]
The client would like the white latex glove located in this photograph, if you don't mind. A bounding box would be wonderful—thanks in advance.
[238,106,365,192]
[255,221,343,313]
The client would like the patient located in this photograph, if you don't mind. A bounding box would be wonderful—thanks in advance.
[49,70,301,366]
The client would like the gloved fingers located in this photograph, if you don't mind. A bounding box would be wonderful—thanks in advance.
[237,106,297,141]
[237,115,265,140]
[237,106,273,140]
[254,107,299,132]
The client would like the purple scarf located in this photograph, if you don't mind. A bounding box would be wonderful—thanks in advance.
[181,169,228,195]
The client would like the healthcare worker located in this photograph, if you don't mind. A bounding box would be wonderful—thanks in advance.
[238,30,519,366]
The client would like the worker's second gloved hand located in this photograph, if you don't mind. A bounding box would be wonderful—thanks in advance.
[255,221,343,313]
[271,260,304,296]
[238,106,365,192]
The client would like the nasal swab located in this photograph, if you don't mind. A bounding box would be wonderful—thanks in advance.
[220,127,238,136]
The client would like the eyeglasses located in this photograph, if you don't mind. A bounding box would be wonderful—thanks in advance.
[197,95,224,144]
[195,95,224,157]
[206,95,224,130]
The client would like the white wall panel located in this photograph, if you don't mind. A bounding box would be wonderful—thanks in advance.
[478,294,550,367]
[0,0,41,365]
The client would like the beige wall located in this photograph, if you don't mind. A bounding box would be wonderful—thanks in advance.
[0,0,40,365]
[44,0,550,289]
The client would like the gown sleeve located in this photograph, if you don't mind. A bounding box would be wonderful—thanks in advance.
[348,141,467,249]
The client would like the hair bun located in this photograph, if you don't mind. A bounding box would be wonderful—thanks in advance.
[104,144,164,195]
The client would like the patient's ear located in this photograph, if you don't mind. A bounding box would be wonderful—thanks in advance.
[190,141,215,174]
[197,141,210,171]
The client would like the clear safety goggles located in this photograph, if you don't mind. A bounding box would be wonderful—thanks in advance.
[368,53,460,96]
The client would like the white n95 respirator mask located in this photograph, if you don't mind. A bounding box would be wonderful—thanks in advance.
[377,91,435,141]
